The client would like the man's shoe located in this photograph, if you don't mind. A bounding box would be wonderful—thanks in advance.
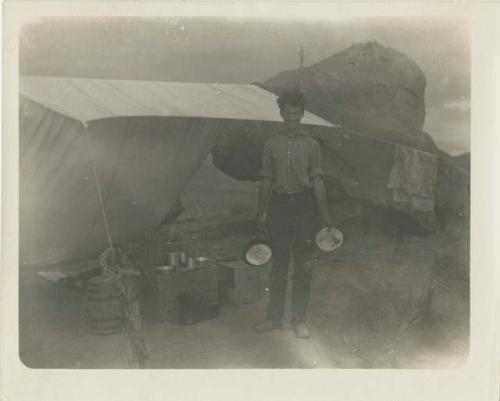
[293,322,310,339]
[254,320,282,333]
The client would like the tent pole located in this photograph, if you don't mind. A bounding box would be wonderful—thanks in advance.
[297,46,305,94]
[83,122,114,250]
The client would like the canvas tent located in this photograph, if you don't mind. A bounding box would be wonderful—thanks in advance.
[20,76,333,267]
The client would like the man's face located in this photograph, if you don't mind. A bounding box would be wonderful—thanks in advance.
[280,104,304,131]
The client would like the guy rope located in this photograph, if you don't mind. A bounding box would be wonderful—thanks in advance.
[83,122,149,368]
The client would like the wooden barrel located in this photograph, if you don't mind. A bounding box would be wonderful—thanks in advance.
[86,275,124,335]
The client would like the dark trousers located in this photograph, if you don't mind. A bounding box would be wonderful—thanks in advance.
[266,191,318,323]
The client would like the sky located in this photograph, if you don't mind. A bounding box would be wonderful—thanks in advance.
[20,17,470,154]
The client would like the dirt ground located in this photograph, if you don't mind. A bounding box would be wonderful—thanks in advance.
[19,158,469,369]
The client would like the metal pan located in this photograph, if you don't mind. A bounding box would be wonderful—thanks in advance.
[315,227,343,252]
[243,239,272,266]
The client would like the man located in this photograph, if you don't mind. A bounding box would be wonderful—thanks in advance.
[255,90,334,339]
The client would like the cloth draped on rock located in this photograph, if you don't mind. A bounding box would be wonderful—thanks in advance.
[387,146,439,212]
[305,125,441,230]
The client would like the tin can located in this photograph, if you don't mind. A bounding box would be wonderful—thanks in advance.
[179,252,187,266]
[187,257,197,269]
[168,252,179,267]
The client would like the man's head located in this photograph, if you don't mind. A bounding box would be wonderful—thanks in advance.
[277,91,305,131]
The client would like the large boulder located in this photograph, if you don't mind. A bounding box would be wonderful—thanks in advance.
[261,41,427,145]
[212,121,276,182]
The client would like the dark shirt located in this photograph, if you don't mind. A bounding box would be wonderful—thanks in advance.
[258,129,325,194]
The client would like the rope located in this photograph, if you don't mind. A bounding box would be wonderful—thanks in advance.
[83,122,114,250]
[310,116,441,158]
[315,119,471,177]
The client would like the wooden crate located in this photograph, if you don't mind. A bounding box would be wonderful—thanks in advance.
[141,264,218,323]
[217,260,265,305]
